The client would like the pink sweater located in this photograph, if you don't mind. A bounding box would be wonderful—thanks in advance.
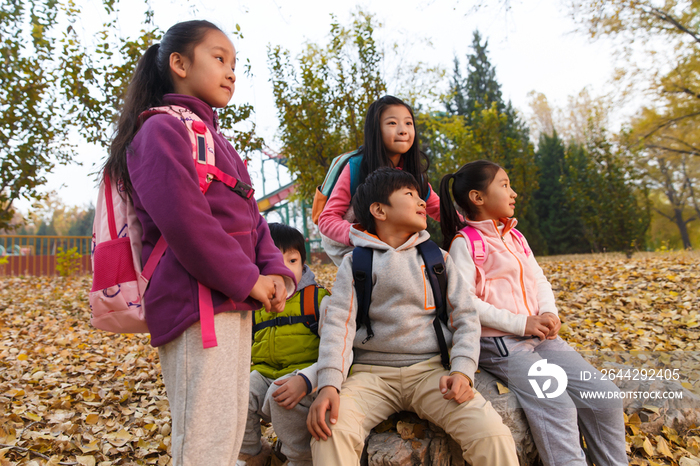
[448,217,558,338]
[318,163,441,245]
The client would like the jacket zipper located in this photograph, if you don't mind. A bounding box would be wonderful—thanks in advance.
[493,220,532,316]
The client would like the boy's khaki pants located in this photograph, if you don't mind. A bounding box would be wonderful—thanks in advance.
[311,355,518,466]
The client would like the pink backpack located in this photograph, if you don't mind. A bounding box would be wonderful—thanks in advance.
[89,105,253,348]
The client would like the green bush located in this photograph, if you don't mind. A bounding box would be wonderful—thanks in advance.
[55,247,82,277]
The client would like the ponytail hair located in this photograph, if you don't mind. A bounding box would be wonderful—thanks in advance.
[439,173,464,250]
[359,95,430,199]
[439,160,502,249]
[104,20,223,196]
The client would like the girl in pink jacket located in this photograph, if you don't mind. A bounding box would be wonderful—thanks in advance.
[318,95,441,264]
[439,160,627,466]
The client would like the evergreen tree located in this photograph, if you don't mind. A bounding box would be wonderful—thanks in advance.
[430,30,544,251]
[446,31,504,120]
[446,57,468,116]
[563,129,650,255]
[534,132,588,254]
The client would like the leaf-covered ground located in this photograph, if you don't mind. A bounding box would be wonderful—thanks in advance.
[0,251,698,465]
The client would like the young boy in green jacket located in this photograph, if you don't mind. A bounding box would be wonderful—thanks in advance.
[239,223,330,466]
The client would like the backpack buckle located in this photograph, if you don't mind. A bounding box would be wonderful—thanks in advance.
[354,271,367,282]
[308,321,319,335]
[229,180,255,199]
[273,316,293,326]
[433,264,445,275]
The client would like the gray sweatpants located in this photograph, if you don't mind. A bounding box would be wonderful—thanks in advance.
[158,311,252,466]
[241,370,315,466]
[479,335,628,466]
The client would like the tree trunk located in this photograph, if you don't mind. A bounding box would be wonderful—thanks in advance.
[673,208,693,249]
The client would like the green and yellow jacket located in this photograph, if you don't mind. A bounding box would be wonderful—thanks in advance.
[251,265,330,379]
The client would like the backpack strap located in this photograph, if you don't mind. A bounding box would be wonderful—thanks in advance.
[301,284,320,335]
[320,150,360,197]
[348,154,363,198]
[140,106,254,200]
[459,225,487,298]
[416,241,450,370]
[510,228,531,257]
[461,226,487,266]
[421,182,432,203]
[352,246,374,344]
[251,314,318,333]
[103,172,119,241]
[251,285,320,335]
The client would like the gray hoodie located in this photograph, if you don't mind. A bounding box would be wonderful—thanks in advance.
[317,227,481,391]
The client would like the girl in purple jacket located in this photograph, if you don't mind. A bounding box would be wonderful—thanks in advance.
[102,21,295,465]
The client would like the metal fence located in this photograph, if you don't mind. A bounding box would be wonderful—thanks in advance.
[0,235,92,276]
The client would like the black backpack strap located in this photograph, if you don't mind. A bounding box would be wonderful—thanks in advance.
[252,315,317,333]
[352,246,374,344]
[417,241,450,370]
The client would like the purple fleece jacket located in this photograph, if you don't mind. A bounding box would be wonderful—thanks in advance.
[127,94,294,347]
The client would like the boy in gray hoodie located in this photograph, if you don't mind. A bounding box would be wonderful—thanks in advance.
[307,168,518,466]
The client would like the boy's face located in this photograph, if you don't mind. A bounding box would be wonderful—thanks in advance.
[374,186,427,235]
[282,248,304,285]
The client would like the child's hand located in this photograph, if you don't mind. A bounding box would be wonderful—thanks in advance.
[439,373,474,404]
[525,314,556,340]
[307,386,339,441]
[268,274,287,314]
[542,312,561,339]
[272,375,307,410]
[249,275,276,312]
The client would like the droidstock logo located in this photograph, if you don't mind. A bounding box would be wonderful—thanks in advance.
[528,359,568,399]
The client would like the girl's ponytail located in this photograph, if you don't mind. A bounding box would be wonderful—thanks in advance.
[104,20,222,197]
[439,173,465,250]
[106,43,165,196]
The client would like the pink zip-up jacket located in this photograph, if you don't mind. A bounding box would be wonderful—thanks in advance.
[318,161,441,246]
[448,217,558,337]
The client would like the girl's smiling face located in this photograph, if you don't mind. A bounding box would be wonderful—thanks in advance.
[379,105,415,164]
[171,29,237,108]
[474,168,517,221]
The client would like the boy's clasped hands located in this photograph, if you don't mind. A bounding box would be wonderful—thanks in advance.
[524,312,561,340]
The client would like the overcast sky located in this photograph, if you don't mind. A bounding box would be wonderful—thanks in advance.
[31,0,620,211]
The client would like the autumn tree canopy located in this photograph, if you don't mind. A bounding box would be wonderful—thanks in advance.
[267,11,385,201]
[0,0,261,232]
[570,0,700,249]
